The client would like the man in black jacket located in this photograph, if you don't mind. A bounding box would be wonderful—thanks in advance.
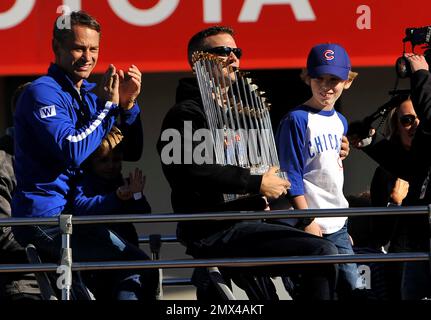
[157,26,340,300]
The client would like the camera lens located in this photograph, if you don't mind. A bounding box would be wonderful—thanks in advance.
[395,56,411,79]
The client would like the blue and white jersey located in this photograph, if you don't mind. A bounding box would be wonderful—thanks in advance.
[276,105,348,234]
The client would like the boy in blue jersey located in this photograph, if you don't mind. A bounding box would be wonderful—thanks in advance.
[276,43,359,298]
[73,127,151,246]
[11,11,157,300]
[69,128,155,299]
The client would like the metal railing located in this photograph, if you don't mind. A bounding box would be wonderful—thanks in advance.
[1,205,430,299]
[3,205,428,227]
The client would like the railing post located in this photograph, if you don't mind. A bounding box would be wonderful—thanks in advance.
[149,234,163,300]
[59,214,73,301]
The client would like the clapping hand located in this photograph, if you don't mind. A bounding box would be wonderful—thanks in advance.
[118,65,142,110]
[99,64,119,105]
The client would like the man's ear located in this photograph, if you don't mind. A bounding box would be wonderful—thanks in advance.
[52,39,61,56]
[304,76,311,86]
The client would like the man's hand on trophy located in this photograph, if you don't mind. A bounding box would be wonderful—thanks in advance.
[118,64,142,110]
[260,166,291,199]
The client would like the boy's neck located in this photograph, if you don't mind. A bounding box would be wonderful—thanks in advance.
[304,97,334,112]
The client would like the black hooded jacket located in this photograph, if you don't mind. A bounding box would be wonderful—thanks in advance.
[157,78,264,244]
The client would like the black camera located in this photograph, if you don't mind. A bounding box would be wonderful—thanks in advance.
[396,26,431,78]
[347,92,410,140]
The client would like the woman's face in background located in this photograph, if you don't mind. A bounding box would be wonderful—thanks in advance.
[397,99,419,150]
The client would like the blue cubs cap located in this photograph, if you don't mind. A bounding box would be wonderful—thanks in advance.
[307,43,351,80]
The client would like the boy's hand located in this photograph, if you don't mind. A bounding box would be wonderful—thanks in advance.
[116,168,146,201]
[116,180,132,201]
[128,168,145,194]
[340,135,350,160]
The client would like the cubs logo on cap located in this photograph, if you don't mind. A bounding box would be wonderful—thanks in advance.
[323,50,335,61]
[307,43,351,80]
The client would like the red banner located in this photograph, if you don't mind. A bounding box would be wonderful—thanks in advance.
[0,0,430,75]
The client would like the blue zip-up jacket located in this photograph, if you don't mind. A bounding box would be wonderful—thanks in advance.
[12,64,141,218]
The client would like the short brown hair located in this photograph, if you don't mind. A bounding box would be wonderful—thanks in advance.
[187,26,235,67]
[53,10,101,45]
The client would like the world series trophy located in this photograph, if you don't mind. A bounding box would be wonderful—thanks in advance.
[192,51,287,203]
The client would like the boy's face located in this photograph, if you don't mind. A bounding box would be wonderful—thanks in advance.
[91,149,123,181]
[308,74,352,109]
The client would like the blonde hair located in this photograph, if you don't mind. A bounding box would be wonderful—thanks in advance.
[382,96,412,140]
[300,68,358,83]
[94,126,124,158]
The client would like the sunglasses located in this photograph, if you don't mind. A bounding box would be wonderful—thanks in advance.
[399,114,418,127]
[205,46,242,59]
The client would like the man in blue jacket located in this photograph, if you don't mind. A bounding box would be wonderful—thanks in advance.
[11,11,157,300]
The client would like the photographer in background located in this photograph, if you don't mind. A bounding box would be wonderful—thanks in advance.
[369,97,415,300]
[349,54,431,299]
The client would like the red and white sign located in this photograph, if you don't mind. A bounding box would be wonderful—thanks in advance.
[0,0,430,75]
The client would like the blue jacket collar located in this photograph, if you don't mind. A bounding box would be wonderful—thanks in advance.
[48,63,97,93]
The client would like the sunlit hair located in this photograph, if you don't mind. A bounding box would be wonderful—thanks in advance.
[382,96,412,141]
[53,10,101,46]
[300,68,358,83]
[81,126,123,172]
[98,127,123,156]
